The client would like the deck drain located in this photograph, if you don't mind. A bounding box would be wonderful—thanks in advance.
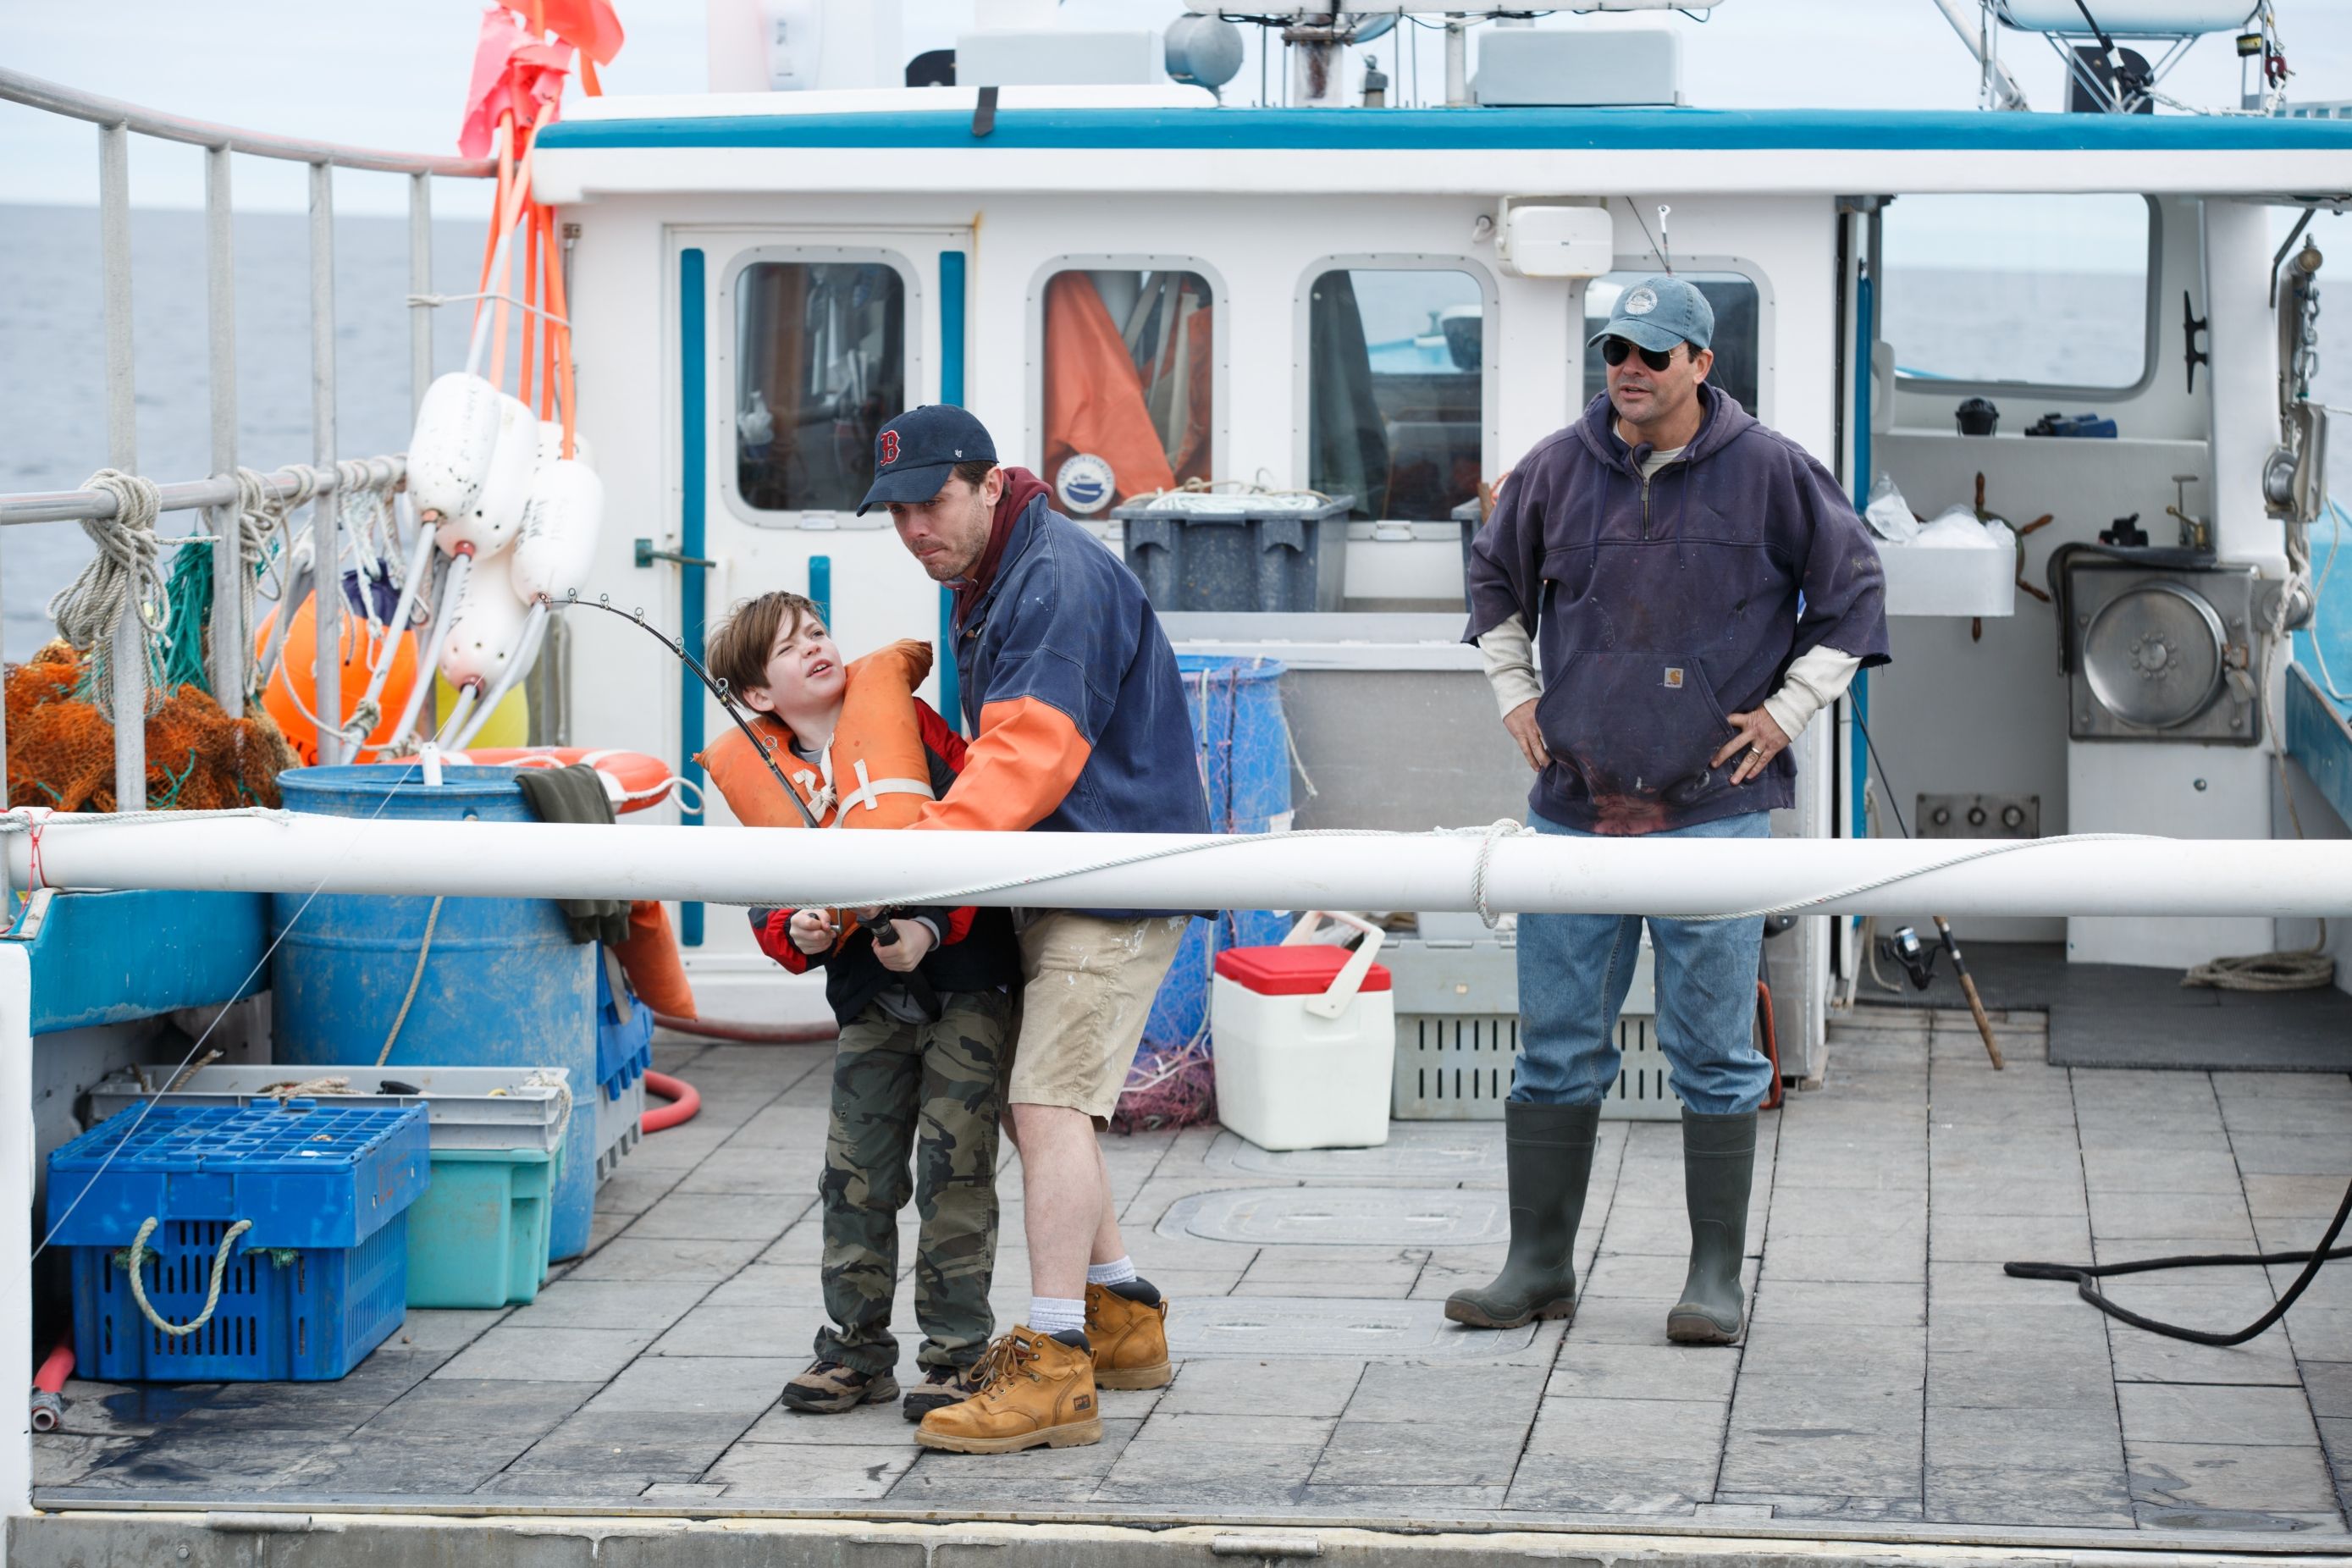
[1202,1125,1505,1182]
[1169,1296,1538,1359]
[1157,1186,1509,1246]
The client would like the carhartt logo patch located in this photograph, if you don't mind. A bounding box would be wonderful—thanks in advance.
[1663,666,1685,689]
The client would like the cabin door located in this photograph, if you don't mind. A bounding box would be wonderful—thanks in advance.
[666,227,973,969]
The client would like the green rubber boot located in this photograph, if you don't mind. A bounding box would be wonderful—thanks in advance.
[1667,1109,1757,1344]
[1444,1101,1598,1330]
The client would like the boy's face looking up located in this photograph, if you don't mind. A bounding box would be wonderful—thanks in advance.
[889,466,1003,583]
[737,609,845,718]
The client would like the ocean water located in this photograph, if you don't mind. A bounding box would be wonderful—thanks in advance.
[2,203,2346,660]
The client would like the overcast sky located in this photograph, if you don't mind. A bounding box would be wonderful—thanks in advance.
[3,1,2344,216]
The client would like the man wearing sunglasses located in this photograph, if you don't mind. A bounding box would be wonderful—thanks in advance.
[1454,274,1888,1347]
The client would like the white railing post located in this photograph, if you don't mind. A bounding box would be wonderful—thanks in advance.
[309,160,341,765]
[207,143,243,716]
[99,119,146,811]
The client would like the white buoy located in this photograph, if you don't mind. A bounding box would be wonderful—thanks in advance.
[511,461,605,605]
[406,373,503,524]
[437,394,537,558]
[536,419,594,473]
[436,546,529,692]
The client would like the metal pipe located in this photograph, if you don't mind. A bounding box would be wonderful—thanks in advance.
[99,119,146,812]
[0,457,402,528]
[1930,0,2029,111]
[10,820,2350,920]
[1443,15,1468,107]
[206,144,242,717]
[409,172,433,417]
[309,161,341,765]
[0,66,492,178]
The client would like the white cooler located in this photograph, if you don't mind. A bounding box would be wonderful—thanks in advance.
[1210,911,1396,1151]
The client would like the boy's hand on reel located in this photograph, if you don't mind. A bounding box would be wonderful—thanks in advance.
[871,918,936,973]
[787,908,838,954]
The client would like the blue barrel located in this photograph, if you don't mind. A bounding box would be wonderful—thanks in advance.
[1143,658,1292,1051]
[270,765,599,1261]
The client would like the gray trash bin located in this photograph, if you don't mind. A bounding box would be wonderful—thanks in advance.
[1117,493,1355,613]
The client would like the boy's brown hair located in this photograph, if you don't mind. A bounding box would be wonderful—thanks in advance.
[707,590,825,701]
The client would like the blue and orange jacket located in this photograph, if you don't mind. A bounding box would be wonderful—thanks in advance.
[749,698,1019,1024]
[916,484,1210,916]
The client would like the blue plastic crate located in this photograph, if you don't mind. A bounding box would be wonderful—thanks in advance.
[49,1101,428,1382]
[596,960,654,1101]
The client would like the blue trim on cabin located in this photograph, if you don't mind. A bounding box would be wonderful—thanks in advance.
[538,105,2352,157]
[809,555,832,631]
[938,248,967,735]
[10,890,268,1035]
[2286,665,2352,836]
[680,246,707,947]
[1847,268,1874,847]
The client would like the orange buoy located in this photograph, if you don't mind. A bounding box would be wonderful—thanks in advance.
[255,597,418,766]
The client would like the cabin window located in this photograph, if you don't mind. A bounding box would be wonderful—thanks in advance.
[733,260,907,515]
[1583,272,1763,417]
[1039,267,1217,514]
[1308,267,1486,521]
[1882,193,2154,391]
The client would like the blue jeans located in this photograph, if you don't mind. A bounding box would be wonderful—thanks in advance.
[1510,810,1772,1117]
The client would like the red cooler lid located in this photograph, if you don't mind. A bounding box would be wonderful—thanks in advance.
[1214,945,1393,996]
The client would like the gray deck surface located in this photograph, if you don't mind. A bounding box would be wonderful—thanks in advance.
[34,1008,2352,1537]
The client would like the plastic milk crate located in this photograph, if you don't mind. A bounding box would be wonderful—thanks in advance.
[86,1063,572,1311]
[1210,912,1396,1151]
[1386,918,1676,1122]
[48,1101,429,1381]
[596,958,653,1182]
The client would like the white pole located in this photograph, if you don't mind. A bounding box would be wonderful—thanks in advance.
[7,817,2350,920]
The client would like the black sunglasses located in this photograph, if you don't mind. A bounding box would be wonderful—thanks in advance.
[1600,336,1683,373]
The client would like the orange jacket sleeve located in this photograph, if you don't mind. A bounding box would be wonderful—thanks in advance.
[914,695,1092,834]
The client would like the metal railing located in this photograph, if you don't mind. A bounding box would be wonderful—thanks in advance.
[0,67,494,809]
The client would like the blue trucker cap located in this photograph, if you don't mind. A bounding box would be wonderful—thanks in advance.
[1587,274,1714,355]
[856,405,998,515]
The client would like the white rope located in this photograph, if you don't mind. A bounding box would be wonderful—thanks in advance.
[123,1215,251,1337]
[48,469,169,722]
[1458,818,1528,929]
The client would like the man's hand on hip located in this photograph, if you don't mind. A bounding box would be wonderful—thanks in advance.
[1713,708,1792,787]
[1502,699,1550,771]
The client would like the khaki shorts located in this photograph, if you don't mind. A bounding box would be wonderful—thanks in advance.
[1005,912,1188,1124]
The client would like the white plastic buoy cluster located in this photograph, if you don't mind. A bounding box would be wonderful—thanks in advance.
[406,371,605,704]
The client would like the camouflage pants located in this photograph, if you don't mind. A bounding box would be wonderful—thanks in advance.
[815,989,1012,1377]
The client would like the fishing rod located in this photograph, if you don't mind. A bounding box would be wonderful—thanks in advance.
[548,592,944,1020]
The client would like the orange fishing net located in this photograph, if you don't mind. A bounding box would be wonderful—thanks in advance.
[8,641,295,813]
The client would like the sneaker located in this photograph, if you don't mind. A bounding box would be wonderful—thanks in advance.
[1085,1279,1173,1390]
[914,1327,1102,1454]
[780,1358,898,1414]
[902,1361,987,1423]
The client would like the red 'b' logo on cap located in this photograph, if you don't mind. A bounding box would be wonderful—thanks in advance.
[879,430,900,465]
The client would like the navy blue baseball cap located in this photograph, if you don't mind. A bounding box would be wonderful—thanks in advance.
[1587,274,1714,355]
[856,405,998,515]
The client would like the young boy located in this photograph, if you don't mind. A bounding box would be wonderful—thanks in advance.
[701,591,1020,1422]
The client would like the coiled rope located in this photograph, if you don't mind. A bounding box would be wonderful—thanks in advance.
[48,469,169,722]
[122,1215,251,1337]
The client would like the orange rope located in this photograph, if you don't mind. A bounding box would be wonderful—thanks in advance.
[538,206,559,422]
[519,201,540,411]
[543,199,577,460]
[472,113,513,337]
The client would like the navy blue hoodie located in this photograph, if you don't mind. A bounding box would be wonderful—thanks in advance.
[1465,384,1890,835]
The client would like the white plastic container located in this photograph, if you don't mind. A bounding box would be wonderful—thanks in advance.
[1210,910,1395,1152]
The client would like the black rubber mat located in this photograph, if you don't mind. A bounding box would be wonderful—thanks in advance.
[1857,941,2352,1072]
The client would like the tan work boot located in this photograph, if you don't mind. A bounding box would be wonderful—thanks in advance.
[915,1327,1102,1454]
[1085,1281,1173,1389]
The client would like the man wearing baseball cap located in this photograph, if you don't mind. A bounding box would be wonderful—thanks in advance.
[857,405,1207,1454]
[1455,276,1889,1345]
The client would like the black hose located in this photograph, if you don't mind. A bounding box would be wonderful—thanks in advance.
[2006,1170,2352,1345]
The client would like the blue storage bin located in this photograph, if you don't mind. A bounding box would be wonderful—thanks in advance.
[50,1101,427,1382]
[1143,657,1294,1051]
[596,959,654,1101]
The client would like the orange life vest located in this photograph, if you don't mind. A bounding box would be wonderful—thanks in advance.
[698,638,937,831]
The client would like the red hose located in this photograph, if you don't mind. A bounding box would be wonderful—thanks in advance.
[641,1070,701,1133]
[34,1337,71,1395]
[653,1013,836,1045]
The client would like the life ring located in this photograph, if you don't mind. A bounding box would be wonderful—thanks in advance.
[378,746,686,814]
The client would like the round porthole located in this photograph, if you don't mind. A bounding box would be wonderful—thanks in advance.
[2081,580,2226,730]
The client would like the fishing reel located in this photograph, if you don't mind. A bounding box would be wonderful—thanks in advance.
[1877,925,1940,991]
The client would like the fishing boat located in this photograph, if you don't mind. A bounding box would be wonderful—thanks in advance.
[4,1,2352,1561]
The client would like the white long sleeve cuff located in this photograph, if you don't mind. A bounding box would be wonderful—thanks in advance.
[1761,646,1863,743]
[1477,615,1543,717]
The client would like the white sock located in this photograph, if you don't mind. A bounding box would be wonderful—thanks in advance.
[1086,1256,1140,1288]
[1029,1296,1087,1336]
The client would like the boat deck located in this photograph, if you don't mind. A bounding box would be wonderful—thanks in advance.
[31,1011,2352,1542]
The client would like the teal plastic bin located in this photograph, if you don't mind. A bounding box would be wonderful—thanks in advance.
[404,1146,560,1309]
